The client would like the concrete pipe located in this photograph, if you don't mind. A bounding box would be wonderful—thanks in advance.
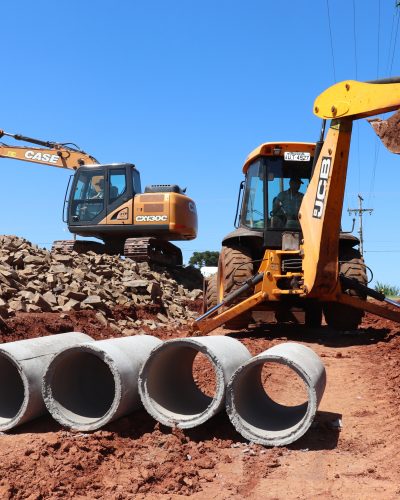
[226,342,326,446]
[0,332,93,431]
[139,336,252,428]
[43,335,161,431]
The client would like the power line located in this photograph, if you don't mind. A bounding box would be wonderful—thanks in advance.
[377,0,381,78]
[370,2,399,205]
[386,4,397,74]
[326,0,337,82]
[388,2,400,76]
[352,0,358,78]
[352,0,361,190]
[389,9,400,75]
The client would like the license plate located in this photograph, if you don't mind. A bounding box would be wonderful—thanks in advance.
[284,152,311,162]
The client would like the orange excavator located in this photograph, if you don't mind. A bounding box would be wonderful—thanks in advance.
[0,129,198,265]
[195,78,400,333]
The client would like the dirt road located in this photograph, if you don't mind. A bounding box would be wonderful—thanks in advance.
[0,312,399,499]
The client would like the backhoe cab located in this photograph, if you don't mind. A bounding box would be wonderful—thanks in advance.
[198,78,400,334]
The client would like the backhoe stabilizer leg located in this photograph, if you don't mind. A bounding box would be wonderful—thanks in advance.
[192,291,266,335]
[334,293,400,324]
[195,273,264,323]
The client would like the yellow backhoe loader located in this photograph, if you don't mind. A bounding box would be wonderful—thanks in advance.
[195,78,400,333]
[0,130,198,265]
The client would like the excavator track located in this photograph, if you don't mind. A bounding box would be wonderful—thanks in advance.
[124,237,183,266]
[51,240,104,255]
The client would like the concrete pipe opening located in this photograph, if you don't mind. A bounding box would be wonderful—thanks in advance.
[0,354,27,428]
[140,336,252,428]
[226,343,326,446]
[139,342,222,428]
[44,347,117,429]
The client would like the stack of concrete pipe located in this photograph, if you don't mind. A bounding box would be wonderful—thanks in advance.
[0,332,326,446]
[138,338,326,446]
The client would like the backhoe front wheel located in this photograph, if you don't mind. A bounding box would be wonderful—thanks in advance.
[323,248,368,331]
[217,245,254,330]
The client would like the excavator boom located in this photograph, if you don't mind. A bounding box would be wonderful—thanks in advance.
[0,129,98,169]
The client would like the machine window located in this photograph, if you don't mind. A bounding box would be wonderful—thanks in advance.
[132,168,142,194]
[267,157,309,230]
[242,160,265,229]
[71,171,105,221]
[109,169,127,203]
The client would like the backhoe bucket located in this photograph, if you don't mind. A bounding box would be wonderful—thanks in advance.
[369,110,400,154]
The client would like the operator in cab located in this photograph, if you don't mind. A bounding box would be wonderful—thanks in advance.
[91,178,105,199]
[271,177,304,229]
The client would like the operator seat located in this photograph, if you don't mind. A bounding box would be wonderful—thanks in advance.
[110,185,119,203]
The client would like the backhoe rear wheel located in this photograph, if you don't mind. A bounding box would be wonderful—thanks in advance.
[217,245,254,330]
[323,248,368,331]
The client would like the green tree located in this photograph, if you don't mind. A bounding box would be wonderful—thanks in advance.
[374,282,400,297]
[189,251,219,268]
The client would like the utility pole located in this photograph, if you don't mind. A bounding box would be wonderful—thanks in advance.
[348,194,373,256]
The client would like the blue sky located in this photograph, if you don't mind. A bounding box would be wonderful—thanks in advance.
[1,0,399,285]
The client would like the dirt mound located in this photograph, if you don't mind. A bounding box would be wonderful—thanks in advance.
[0,235,203,337]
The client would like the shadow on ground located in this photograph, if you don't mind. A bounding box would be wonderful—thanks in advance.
[229,323,393,348]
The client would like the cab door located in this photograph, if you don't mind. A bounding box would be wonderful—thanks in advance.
[68,167,108,227]
[104,164,134,225]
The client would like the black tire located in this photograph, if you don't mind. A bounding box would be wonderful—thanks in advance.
[217,245,254,330]
[323,248,367,331]
[203,274,218,312]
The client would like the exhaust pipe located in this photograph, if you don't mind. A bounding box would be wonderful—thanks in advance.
[139,336,252,428]
[0,332,93,431]
[226,343,326,446]
[42,335,161,431]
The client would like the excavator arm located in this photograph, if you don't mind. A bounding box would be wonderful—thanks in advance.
[0,129,98,170]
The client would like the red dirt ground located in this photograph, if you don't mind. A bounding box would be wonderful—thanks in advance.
[0,307,399,499]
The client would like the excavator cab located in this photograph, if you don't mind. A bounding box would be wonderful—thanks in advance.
[64,161,197,263]
[67,163,140,226]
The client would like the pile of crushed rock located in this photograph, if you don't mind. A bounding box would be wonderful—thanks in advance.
[0,235,203,332]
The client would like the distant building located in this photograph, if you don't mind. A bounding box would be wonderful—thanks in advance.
[200,266,218,278]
